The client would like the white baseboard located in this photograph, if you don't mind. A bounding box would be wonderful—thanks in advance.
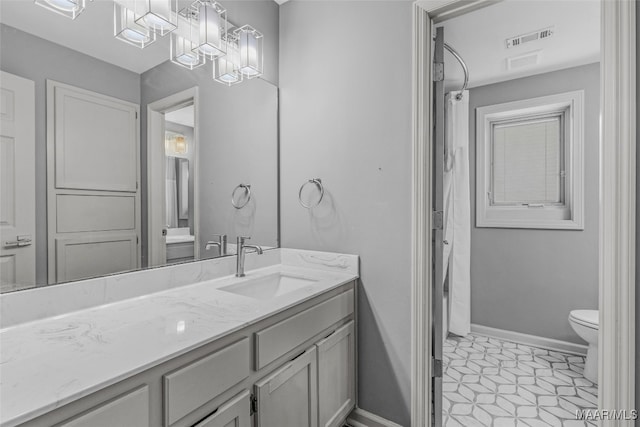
[470,324,588,356]
[346,408,403,427]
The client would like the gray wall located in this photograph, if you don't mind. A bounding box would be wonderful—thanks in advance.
[469,63,600,344]
[0,24,141,286]
[279,1,413,425]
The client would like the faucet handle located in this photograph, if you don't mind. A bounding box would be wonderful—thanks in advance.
[237,236,250,245]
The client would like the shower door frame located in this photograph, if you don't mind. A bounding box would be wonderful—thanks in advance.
[410,1,637,426]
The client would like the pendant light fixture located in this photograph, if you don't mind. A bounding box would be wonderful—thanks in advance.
[193,0,227,59]
[114,2,156,48]
[171,10,205,70]
[133,0,177,36]
[234,25,263,79]
[34,0,265,87]
[34,0,86,19]
[214,35,242,86]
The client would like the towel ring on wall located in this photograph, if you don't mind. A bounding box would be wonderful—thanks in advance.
[298,178,324,209]
[231,184,252,209]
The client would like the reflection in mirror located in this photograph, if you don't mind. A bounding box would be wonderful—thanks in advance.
[164,106,195,265]
[0,0,279,292]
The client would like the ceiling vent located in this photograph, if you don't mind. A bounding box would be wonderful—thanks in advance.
[507,51,541,70]
[506,27,554,48]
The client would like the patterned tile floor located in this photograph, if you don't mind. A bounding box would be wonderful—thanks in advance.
[443,334,598,427]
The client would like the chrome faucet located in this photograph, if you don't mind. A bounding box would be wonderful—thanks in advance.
[236,236,263,277]
[205,234,227,256]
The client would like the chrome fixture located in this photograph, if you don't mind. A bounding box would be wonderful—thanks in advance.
[236,236,262,278]
[443,43,469,100]
[205,234,227,256]
[231,183,251,209]
[298,178,324,209]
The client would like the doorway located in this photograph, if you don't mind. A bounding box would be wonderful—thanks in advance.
[147,88,200,268]
[410,1,636,426]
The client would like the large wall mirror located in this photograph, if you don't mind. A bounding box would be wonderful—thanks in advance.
[0,0,279,293]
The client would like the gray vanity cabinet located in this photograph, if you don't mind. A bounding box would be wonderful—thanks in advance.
[18,284,355,427]
[254,347,318,427]
[193,390,251,427]
[254,320,356,427]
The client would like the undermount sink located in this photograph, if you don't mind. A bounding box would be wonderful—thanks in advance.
[219,273,318,299]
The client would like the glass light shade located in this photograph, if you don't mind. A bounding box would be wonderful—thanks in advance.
[234,25,263,79]
[133,0,177,36]
[114,3,156,48]
[34,0,86,19]
[165,133,187,155]
[193,1,227,59]
[171,33,205,70]
[214,37,242,86]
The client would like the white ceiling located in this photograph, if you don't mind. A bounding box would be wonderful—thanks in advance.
[166,105,195,128]
[438,0,600,91]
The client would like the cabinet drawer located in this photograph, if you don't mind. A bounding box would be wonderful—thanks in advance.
[255,290,354,370]
[164,338,250,426]
[58,386,149,427]
[166,242,194,260]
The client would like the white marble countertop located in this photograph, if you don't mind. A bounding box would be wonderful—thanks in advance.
[0,257,358,426]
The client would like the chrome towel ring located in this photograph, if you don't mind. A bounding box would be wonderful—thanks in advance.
[231,184,251,209]
[299,178,324,209]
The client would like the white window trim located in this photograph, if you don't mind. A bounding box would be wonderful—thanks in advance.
[476,90,585,230]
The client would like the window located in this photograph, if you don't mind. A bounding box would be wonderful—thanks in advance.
[476,91,584,229]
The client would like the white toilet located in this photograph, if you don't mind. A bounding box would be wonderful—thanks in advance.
[568,309,599,383]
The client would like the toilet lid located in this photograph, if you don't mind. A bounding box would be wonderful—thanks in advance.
[570,310,599,328]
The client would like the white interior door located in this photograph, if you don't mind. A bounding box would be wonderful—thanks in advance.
[0,71,35,292]
[47,80,140,284]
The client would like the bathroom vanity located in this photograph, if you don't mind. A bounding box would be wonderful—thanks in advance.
[0,249,358,427]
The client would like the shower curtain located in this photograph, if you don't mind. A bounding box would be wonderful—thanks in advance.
[442,90,471,337]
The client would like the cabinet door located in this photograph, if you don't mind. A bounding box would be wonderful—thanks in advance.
[194,391,250,427]
[255,346,318,427]
[316,321,356,427]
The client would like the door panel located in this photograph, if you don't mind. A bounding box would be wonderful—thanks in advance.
[0,71,36,291]
[255,346,318,427]
[194,391,251,427]
[316,321,355,427]
[55,234,137,283]
[56,194,136,233]
[53,86,138,192]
